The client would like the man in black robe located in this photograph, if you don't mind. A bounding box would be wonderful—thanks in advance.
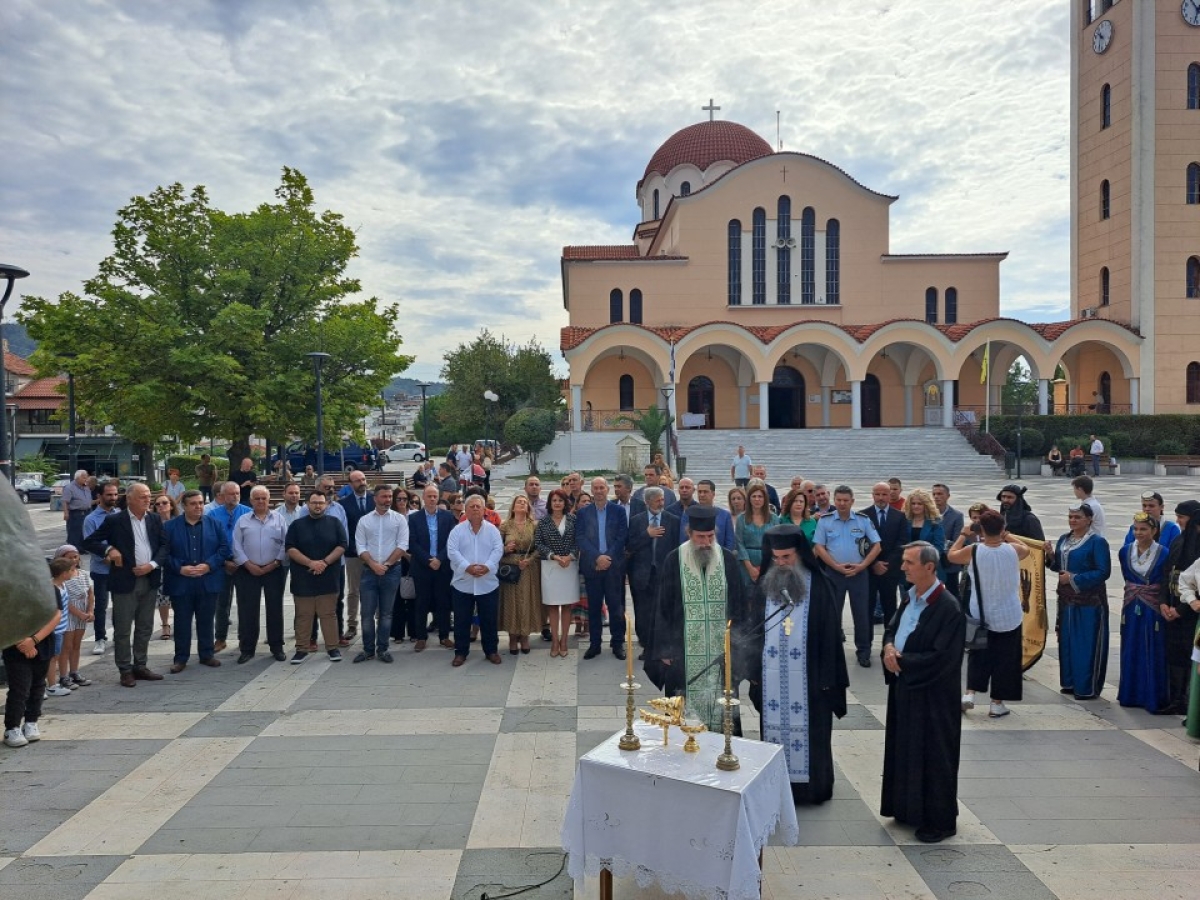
[747,526,849,805]
[648,506,750,732]
[880,540,966,843]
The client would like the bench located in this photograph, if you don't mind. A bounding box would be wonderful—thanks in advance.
[1044,454,1118,477]
[1154,455,1200,476]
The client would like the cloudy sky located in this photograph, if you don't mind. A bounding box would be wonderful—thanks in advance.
[2,0,1071,381]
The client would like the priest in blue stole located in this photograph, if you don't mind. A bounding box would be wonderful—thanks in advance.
[747,525,849,805]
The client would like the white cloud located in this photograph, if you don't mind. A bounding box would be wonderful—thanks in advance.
[1,0,1073,381]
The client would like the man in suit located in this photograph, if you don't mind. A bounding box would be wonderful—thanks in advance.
[630,464,675,517]
[83,483,169,687]
[576,476,629,660]
[338,469,374,639]
[625,487,681,659]
[163,490,230,672]
[674,480,736,553]
[408,484,458,651]
[864,481,908,640]
[931,483,965,585]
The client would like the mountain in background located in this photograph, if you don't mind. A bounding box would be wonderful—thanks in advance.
[1,322,35,357]
[385,377,446,399]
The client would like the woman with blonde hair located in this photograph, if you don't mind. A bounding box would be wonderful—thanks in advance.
[727,487,747,519]
[153,493,178,639]
[902,488,945,585]
[499,495,541,654]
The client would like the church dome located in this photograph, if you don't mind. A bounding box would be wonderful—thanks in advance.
[639,121,773,190]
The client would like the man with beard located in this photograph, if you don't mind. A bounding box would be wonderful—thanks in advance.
[748,526,849,805]
[649,506,750,732]
[995,484,1045,541]
[83,480,122,655]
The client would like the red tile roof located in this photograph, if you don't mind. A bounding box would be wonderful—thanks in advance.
[11,376,65,410]
[560,317,1140,352]
[3,350,36,377]
[562,245,687,262]
[639,121,774,190]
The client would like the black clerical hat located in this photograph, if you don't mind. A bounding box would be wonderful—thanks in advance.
[687,506,718,532]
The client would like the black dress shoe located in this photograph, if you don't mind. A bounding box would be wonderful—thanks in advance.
[613,647,627,661]
[272,649,287,662]
[857,655,871,668]
[915,826,956,843]
[237,651,254,664]
[541,627,552,642]
[583,646,601,660]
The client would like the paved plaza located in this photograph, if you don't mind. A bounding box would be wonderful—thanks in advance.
[3,467,1200,900]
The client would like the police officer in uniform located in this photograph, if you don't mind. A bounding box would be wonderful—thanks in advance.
[813,484,881,668]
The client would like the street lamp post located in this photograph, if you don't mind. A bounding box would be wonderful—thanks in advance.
[483,390,499,450]
[416,381,431,458]
[306,352,331,478]
[0,263,30,485]
[660,386,675,473]
[67,369,77,478]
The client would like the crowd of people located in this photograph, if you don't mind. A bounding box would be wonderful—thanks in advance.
[7,446,1200,844]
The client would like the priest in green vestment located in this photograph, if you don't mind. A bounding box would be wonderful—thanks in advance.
[649,506,752,732]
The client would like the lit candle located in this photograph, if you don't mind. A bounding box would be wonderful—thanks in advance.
[626,613,634,681]
[724,619,732,693]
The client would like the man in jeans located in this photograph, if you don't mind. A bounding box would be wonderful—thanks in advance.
[353,484,409,663]
[83,481,121,655]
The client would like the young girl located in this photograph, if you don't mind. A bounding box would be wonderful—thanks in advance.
[56,545,94,688]
[3,561,67,747]
[44,548,76,697]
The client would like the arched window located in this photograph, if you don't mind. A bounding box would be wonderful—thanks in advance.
[945,286,958,324]
[1101,83,1111,129]
[752,208,766,305]
[629,288,643,324]
[925,288,938,324]
[825,219,840,305]
[609,288,623,323]
[1100,179,1110,219]
[1189,256,1200,299]
[800,207,815,304]
[619,374,635,411]
[1188,163,1200,205]
[653,189,660,220]
[727,219,742,306]
[1100,267,1110,306]
[680,181,691,197]
[776,195,792,305]
[1189,63,1200,110]
[1188,362,1200,404]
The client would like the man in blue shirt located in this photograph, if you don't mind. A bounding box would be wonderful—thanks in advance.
[204,481,250,654]
[164,490,230,672]
[813,485,880,669]
[83,481,121,655]
[576,477,629,660]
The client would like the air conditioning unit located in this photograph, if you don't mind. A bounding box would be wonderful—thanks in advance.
[1080,307,1098,319]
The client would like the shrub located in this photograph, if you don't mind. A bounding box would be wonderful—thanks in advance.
[1017,428,1044,456]
[1155,437,1189,456]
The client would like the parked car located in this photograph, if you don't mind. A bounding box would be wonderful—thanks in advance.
[381,441,427,464]
[275,441,378,474]
[14,475,52,504]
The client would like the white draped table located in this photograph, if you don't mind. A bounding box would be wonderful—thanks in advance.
[561,723,799,900]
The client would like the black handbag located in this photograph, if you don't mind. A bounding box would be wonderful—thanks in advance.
[963,550,989,651]
[497,563,523,584]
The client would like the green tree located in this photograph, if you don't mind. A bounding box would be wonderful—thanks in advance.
[504,408,559,474]
[1001,360,1037,414]
[18,169,412,473]
[438,331,560,440]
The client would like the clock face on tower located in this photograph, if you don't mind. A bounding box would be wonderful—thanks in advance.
[1092,19,1113,53]
[1183,0,1200,27]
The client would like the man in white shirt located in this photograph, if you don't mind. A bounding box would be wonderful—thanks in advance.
[1071,475,1106,537]
[730,445,753,487]
[353,484,410,663]
[447,495,503,667]
[1089,434,1104,477]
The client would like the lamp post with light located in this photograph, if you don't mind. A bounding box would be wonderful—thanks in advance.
[483,390,499,450]
[306,352,331,477]
[0,263,31,485]
[417,381,431,459]
[660,386,675,473]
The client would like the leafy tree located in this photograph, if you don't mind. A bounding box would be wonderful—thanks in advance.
[1001,360,1037,414]
[504,408,559,474]
[438,331,560,440]
[616,405,673,455]
[19,169,412,474]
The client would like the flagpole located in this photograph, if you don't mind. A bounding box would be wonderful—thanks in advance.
[984,340,991,434]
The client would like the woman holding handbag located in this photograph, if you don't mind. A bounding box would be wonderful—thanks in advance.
[947,510,1029,718]
[535,490,578,658]
[498,495,541,654]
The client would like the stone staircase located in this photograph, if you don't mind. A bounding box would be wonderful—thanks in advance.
[673,428,1001,493]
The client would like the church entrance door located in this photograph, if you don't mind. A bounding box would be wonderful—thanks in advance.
[768,366,806,429]
[687,376,715,429]
[862,374,882,428]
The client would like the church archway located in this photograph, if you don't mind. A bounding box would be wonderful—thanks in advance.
[768,365,806,429]
[1097,371,1112,414]
[862,374,882,428]
[687,375,715,429]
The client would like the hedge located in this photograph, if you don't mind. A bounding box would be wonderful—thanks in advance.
[986,414,1200,458]
[165,455,230,483]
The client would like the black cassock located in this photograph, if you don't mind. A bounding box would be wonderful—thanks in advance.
[880,585,966,834]
[645,546,751,704]
[746,570,849,804]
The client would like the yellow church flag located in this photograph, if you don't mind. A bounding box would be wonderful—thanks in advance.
[979,341,990,384]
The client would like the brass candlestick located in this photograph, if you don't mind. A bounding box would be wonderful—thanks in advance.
[639,695,685,746]
[715,690,740,771]
[619,680,641,751]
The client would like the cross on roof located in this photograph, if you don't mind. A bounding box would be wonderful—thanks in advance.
[702,98,720,122]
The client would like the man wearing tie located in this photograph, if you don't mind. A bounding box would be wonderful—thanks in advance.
[338,470,374,641]
[864,482,908,652]
[626,487,681,659]
[575,476,629,660]
[408,485,458,651]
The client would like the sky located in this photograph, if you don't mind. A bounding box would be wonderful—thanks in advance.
[1,0,1072,382]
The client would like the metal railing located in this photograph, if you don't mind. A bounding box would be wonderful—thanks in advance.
[953,403,1132,420]
[572,409,639,432]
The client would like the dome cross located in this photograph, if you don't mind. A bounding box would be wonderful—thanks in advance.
[701,98,721,122]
